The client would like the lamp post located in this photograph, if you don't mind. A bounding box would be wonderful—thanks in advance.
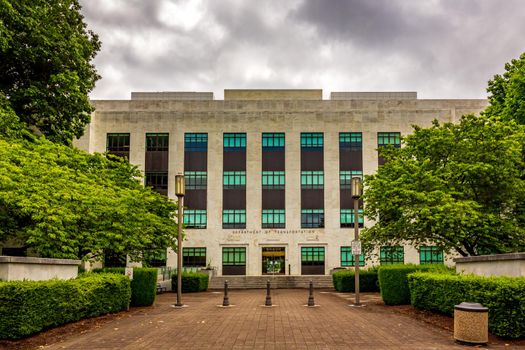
[351,177,363,306]
[175,174,185,307]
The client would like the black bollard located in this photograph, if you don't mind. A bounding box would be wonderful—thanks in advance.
[307,280,315,307]
[265,280,272,306]
[222,280,230,307]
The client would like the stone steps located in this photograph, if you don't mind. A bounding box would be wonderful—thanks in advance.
[209,275,334,289]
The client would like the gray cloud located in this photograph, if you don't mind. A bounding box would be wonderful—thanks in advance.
[80,0,525,100]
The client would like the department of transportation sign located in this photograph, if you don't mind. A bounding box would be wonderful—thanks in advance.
[351,240,362,255]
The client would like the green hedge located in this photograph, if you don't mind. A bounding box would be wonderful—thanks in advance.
[172,272,209,292]
[0,273,130,339]
[93,267,158,306]
[378,264,452,305]
[332,269,380,292]
[408,272,525,338]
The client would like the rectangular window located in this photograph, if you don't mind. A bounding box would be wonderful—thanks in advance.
[301,171,324,189]
[146,133,169,151]
[223,171,246,189]
[301,209,324,228]
[262,171,285,189]
[262,209,285,228]
[339,132,362,151]
[145,171,168,194]
[380,246,404,265]
[340,209,364,228]
[224,133,246,150]
[143,249,167,267]
[340,247,365,267]
[301,247,325,265]
[184,171,207,190]
[262,133,285,150]
[185,133,208,151]
[419,246,444,264]
[106,133,130,152]
[183,247,206,267]
[222,247,246,265]
[183,209,207,229]
[223,209,246,229]
[301,133,324,149]
[339,170,363,189]
[378,132,401,147]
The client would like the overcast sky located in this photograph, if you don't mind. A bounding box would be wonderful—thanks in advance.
[80,0,525,100]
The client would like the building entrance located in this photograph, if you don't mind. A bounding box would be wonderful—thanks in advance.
[262,247,285,275]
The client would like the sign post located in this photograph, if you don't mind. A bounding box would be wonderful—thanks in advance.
[351,177,363,307]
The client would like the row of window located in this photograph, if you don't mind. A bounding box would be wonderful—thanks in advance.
[183,208,363,229]
[181,246,444,267]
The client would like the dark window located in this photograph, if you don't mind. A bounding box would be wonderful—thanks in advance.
[339,133,362,151]
[340,247,365,267]
[419,246,444,264]
[146,133,169,151]
[340,209,364,228]
[301,171,324,189]
[145,171,168,195]
[185,133,208,151]
[185,171,207,190]
[262,209,285,228]
[262,133,285,150]
[0,247,27,257]
[222,247,246,265]
[224,133,246,150]
[339,170,363,189]
[223,171,246,189]
[380,246,404,265]
[262,171,285,189]
[223,209,246,229]
[104,249,126,267]
[106,133,130,158]
[301,133,323,150]
[183,247,206,267]
[143,249,167,267]
[184,209,207,229]
[301,209,324,228]
[301,247,325,265]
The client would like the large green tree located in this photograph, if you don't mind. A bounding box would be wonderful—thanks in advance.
[0,0,100,144]
[362,115,525,256]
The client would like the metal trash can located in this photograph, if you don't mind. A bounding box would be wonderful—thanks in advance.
[454,302,488,344]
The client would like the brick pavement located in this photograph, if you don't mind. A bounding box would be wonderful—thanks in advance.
[42,289,493,350]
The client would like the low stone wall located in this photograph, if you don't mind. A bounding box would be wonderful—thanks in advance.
[454,253,525,277]
[0,256,80,281]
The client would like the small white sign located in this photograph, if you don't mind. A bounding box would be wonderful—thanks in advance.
[351,240,362,255]
[125,267,133,280]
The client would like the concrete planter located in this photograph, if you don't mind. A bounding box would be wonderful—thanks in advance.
[454,253,525,277]
[0,256,80,281]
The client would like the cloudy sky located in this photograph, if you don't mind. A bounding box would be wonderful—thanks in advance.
[80,0,525,100]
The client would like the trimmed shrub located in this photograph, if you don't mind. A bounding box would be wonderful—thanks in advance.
[0,273,130,339]
[93,267,158,306]
[408,272,525,339]
[378,264,452,305]
[172,272,209,292]
[332,269,380,292]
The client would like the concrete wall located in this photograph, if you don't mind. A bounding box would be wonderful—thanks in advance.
[455,253,525,277]
[0,256,80,281]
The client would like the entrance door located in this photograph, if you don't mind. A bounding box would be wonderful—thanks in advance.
[301,247,325,275]
[262,247,285,275]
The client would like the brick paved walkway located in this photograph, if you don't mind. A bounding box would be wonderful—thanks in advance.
[42,290,485,349]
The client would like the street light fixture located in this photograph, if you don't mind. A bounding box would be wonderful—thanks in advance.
[175,174,185,307]
[351,177,363,306]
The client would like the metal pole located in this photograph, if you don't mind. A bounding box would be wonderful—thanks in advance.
[307,280,315,307]
[222,280,230,307]
[176,196,183,307]
[265,280,272,306]
[354,196,360,306]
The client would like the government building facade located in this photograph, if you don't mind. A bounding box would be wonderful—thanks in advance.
[74,89,487,276]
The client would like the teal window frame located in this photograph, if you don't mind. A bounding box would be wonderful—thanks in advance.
[262,133,285,150]
[183,209,207,229]
[378,132,401,147]
[419,246,444,264]
[339,170,363,189]
[301,247,325,265]
[301,209,324,228]
[224,133,246,150]
[340,247,365,267]
[380,246,404,265]
[106,133,130,152]
[184,133,208,151]
[262,209,285,228]
[340,209,364,228]
[222,247,246,266]
[301,133,324,149]
[184,171,207,190]
[301,171,324,189]
[262,171,285,189]
[146,133,169,151]
[339,132,362,151]
[223,171,246,189]
[223,209,246,229]
[183,247,206,267]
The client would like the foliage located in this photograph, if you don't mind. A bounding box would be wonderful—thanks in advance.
[0,133,179,261]
[92,267,158,306]
[362,115,525,256]
[172,272,209,293]
[0,0,100,144]
[378,264,453,305]
[485,52,525,124]
[0,273,130,339]
[332,268,380,292]
[408,272,525,338]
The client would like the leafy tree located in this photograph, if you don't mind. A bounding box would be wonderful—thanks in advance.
[0,0,100,144]
[362,115,525,256]
[485,52,525,124]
